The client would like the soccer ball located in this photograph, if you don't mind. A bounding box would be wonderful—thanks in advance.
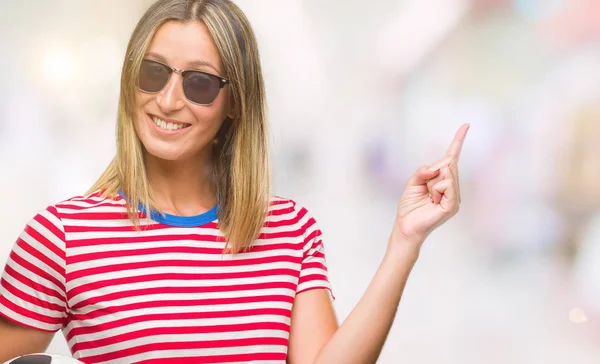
[3,354,83,364]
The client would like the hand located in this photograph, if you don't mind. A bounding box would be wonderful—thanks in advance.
[390,124,470,248]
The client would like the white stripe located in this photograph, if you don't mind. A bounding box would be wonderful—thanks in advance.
[74,299,293,325]
[8,244,65,292]
[75,329,289,357]
[60,195,118,205]
[299,266,327,277]
[68,249,301,274]
[59,203,125,212]
[69,275,298,305]
[66,224,221,238]
[2,271,65,307]
[0,302,60,331]
[74,315,291,345]
[0,288,65,320]
[67,234,299,256]
[19,229,63,270]
[74,291,294,316]
[68,287,296,310]
[62,218,151,228]
[39,209,65,234]
[27,213,64,251]
[297,281,331,292]
[68,259,300,281]
[94,345,287,364]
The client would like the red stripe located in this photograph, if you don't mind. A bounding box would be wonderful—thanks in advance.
[263,211,303,228]
[304,229,321,245]
[70,246,226,264]
[267,206,294,216]
[67,233,223,248]
[269,198,291,206]
[68,308,291,338]
[0,291,63,325]
[34,208,65,257]
[298,274,328,286]
[0,278,65,313]
[9,250,64,293]
[68,255,302,282]
[71,322,290,352]
[75,294,294,321]
[70,281,297,311]
[67,319,289,343]
[135,352,287,364]
[57,201,124,211]
[61,192,110,204]
[59,211,134,220]
[3,264,66,302]
[0,310,58,333]
[64,221,219,233]
[81,341,288,363]
[300,216,317,236]
[302,261,327,271]
[16,237,64,284]
[258,229,303,240]
[67,268,300,299]
[68,243,300,265]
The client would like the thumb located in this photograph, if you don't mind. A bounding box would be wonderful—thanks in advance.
[407,165,441,187]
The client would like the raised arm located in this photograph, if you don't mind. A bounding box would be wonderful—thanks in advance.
[287,124,470,364]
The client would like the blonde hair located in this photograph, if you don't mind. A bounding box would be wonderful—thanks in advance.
[88,0,271,253]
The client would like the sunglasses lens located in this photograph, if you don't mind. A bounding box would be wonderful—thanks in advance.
[138,60,170,93]
[183,71,221,105]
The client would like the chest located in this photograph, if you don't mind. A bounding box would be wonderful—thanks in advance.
[62,234,303,362]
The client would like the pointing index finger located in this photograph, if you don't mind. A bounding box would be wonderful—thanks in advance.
[446,123,470,160]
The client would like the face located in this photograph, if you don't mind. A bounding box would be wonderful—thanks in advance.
[134,21,232,162]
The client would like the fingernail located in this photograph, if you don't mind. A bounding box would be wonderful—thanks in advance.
[428,165,440,172]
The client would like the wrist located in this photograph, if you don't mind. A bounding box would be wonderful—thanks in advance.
[385,236,421,263]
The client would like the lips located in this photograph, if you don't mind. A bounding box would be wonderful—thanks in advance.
[145,113,192,135]
[148,113,191,131]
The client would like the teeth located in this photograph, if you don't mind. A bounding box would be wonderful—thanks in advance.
[152,116,187,131]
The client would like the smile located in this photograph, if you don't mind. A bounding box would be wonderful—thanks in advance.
[151,115,190,130]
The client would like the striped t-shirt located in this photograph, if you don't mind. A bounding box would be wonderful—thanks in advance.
[0,191,332,363]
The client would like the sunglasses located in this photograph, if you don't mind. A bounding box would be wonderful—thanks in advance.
[137,59,230,105]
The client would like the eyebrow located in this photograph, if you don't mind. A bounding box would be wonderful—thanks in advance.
[145,52,221,74]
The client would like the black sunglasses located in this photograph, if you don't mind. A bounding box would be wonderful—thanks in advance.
[137,59,230,105]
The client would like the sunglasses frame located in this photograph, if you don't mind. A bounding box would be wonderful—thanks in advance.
[137,58,230,106]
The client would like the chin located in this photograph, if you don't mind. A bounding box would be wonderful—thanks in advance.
[143,143,194,162]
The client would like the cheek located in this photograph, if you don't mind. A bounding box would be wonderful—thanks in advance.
[133,94,153,124]
[190,99,229,128]
[135,92,152,112]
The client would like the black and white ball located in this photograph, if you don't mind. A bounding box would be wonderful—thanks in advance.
[3,354,83,364]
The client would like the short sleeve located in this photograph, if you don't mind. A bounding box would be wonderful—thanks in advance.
[295,204,334,299]
[0,206,68,332]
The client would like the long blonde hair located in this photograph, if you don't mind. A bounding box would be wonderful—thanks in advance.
[88,0,271,253]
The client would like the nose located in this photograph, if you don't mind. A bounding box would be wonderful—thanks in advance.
[155,72,186,113]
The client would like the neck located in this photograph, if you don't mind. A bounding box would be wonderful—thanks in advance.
[144,148,217,216]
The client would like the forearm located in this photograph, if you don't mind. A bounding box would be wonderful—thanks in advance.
[313,239,421,364]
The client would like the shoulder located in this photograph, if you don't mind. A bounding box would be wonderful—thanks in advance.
[26,191,127,232]
[12,191,119,258]
[265,196,321,236]
[267,196,311,219]
[51,190,126,217]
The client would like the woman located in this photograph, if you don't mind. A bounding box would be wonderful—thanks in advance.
[0,0,469,363]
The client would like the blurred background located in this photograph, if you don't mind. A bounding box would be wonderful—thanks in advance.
[1,0,599,363]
